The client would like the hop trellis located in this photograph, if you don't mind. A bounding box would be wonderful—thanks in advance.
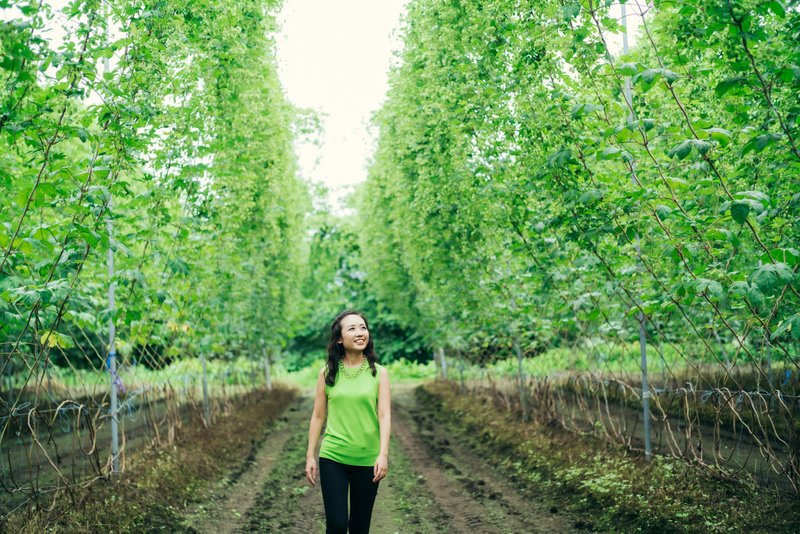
[0,0,306,516]
[360,0,800,492]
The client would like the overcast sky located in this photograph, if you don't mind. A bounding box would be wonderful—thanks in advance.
[274,0,410,211]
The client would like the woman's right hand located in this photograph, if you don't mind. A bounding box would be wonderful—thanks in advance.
[305,456,318,487]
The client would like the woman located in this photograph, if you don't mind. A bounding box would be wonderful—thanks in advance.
[305,310,391,534]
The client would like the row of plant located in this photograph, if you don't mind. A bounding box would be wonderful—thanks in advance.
[0,0,312,514]
[418,382,800,532]
[2,386,296,532]
[1,0,306,389]
[358,0,799,483]
[360,0,799,379]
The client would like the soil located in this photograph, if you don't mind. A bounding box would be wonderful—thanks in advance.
[1,391,206,515]
[12,380,795,532]
[2,387,297,533]
[183,382,583,533]
[394,387,582,533]
[183,399,313,533]
[418,381,800,534]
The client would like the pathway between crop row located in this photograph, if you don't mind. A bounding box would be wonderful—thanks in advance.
[183,399,310,533]
[184,384,582,533]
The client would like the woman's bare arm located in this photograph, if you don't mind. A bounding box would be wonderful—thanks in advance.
[373,367,391,482]
[305,368,328,486]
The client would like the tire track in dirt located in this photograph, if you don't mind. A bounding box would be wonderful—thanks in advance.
[392,386,581,533]
[184,396,313,534]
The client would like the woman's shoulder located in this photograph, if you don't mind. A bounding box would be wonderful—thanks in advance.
[375,363,388,375]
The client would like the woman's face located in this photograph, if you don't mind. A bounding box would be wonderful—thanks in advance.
[338,314,369,353]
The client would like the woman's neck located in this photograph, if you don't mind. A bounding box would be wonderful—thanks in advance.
[342,351,365,366]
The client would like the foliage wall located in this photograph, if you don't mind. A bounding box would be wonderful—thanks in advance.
[361,0,800,383]
[0,0,308,385]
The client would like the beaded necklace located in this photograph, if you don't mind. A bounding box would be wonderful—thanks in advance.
[339,357,368,379]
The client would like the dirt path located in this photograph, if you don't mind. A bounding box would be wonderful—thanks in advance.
[237,393,400,534]
[184,397,313,533]
[392,385,579,533]
[185,384,582,533]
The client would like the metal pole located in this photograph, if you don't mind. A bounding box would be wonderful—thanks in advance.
[458,355,465,393]
[638,311,652,459]
[622,0,651,459]
[107,202,119,474]
[104,8,119,472]
[438,347,448,380]
[201,353,210,425]
[264,347,272,392]
[514,336,529,422]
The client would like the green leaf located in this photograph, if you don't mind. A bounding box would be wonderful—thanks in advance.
[728,281,750,297]
[764,1,786,17]
[662,69,680,83]
[15,183,59,208]
[547,148,574,168]
[715,77,749,97]
[730,202,750,224]
[663,244,681,264]
[695,278,723,300]
[168,259,190,275]
[728,281,765,309]
[772,313,800,341]
[633,68,658,84]
[748,263,795,294]
[742,132,782,154]
[721,192,769,224]
[704,128,732,146]
[632,68,659,92]
[578,189,603,204]
[598,147,621,160]
[40,331,74,349]
[776,66,800,82]
[667,140,693,160]
[735,190,770,204]
[72,223,100,247]
[747,286,766,309]
[16,187,33,208]
[563,3,580,22]
[692,139,711,155]
[761,248,799,267]
[571,103,602,119]
[22,236,54,255]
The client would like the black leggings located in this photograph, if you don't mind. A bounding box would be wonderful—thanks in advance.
[319,456,380,534]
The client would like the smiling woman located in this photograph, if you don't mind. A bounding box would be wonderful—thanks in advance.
[305,310,392,534]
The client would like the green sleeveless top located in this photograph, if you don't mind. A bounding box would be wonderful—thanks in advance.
[319,362,383,466]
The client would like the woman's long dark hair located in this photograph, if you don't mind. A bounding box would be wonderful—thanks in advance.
[325,310,377,386]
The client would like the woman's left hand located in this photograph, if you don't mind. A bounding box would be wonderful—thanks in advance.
[373,453,388,483]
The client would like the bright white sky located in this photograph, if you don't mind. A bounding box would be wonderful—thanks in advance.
[274,0,410,211]
[273,0,641,211]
